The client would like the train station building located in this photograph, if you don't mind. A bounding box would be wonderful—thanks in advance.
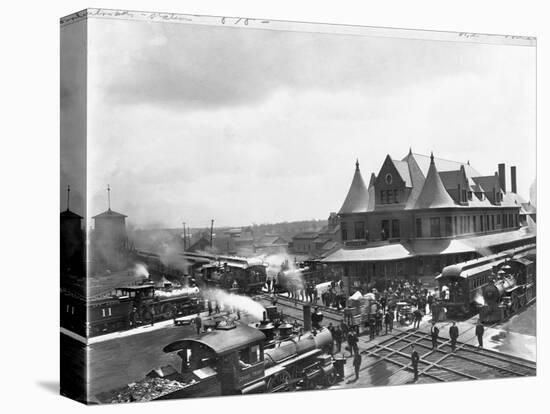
[322,150,536,294]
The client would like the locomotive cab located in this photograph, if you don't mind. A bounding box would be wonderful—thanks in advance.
[162,323,267,398]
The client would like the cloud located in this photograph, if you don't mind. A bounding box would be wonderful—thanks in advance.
[89,19,497,112]
[81,18,536,228]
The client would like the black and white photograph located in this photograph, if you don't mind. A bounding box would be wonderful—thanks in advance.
[57,3,538,407]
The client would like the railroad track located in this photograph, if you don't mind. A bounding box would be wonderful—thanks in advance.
[359,329,535,384]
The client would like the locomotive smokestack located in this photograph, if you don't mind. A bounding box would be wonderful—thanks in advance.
[511,166,517,194]
[303,304,312,331]
[498,163,506,192]
[262,311,267,321]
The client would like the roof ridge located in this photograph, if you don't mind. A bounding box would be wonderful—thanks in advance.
[412,152,468,166]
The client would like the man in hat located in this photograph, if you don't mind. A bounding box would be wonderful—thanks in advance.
[193,314,202,335]
[475,320,485,348]
[410,344,420,381]
[347,330,359,357]
[427,292,434,314]
[334,325,342,353]
[430,323,439,349]
[413,307,423,329]
[384,310,394,334]
[353,352,362,381]
[449,321,459,351]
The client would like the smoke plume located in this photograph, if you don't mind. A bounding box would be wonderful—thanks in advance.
[133,262,150,279]
[202,288,266,320]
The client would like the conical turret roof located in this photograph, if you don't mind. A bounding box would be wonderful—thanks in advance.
[414,153,456,209]
[339,160,369,214]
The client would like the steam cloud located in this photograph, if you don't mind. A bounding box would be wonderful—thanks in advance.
[133,263,150,279]
[258,252,305,291]
[158,242,190,275]
[202,288,266,320]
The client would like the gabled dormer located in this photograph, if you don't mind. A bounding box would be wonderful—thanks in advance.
[472,174,502,205]
[439,165,470,205]
[374,155,410,208]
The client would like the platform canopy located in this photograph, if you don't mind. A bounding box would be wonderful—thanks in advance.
[322,242,413,263]
[323,228,535,264]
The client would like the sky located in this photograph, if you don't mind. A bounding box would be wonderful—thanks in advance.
[61,16,536,229]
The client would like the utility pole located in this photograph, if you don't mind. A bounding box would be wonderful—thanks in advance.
[66,184,70,211]
[182,222,186,250]
[210,219,214,248]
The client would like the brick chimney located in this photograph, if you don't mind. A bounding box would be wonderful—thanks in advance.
[498,163,506,192]
[511,166,517,193]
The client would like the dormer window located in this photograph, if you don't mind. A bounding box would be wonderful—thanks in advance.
[468,191,473,201]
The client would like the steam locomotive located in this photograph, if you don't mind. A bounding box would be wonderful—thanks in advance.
[435,244,536,320]
[87,282,203,337]
[479,248,536,323]
[136,250,268,295]
[199,256,268,294]
[155,320,338,399]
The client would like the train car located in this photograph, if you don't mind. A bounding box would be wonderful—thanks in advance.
[435,244,536,318]
[87,282,203,336]
[199,256,267,294]
[155,321,336,400]
[479,249,536,323]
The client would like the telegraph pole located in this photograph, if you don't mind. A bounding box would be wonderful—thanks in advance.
[210,219,214,248]
[66,185,70,211]
[182,222,187,250]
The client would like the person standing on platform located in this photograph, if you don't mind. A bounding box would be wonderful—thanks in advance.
[427,293,434,314]
[430,323,439,349]
[380,295,387,313]
[353,352,362,381]
[384,310,393,334]
[347,330,359,357]
[334,326,342,353]
[475,320,485,348]
[411,344,420,381]
[413,308,423,329]
[194,315,202,335]
[375,310,383,336]
[368,316,376,340]
[449,321,459,351]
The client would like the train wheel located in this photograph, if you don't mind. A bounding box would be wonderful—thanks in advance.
[324,371,336,387]
[266,370,292,392]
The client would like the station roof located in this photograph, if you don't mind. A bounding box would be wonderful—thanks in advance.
[93,208,127,219]
[163,324,266,356]
[414,154,456,209]
[322,242,414,263]
[339,160,369,214]
[60,209,83,219]
[412,153,481,178]
[322,228,535,264]
[411,238,476,256]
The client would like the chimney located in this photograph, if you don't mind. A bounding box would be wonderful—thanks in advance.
[511,166,517,194]
[498,163,506,192]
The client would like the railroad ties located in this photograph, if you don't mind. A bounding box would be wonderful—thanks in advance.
[361,330,536,385]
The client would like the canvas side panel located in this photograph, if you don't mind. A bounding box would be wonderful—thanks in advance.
[60,11,89,404]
